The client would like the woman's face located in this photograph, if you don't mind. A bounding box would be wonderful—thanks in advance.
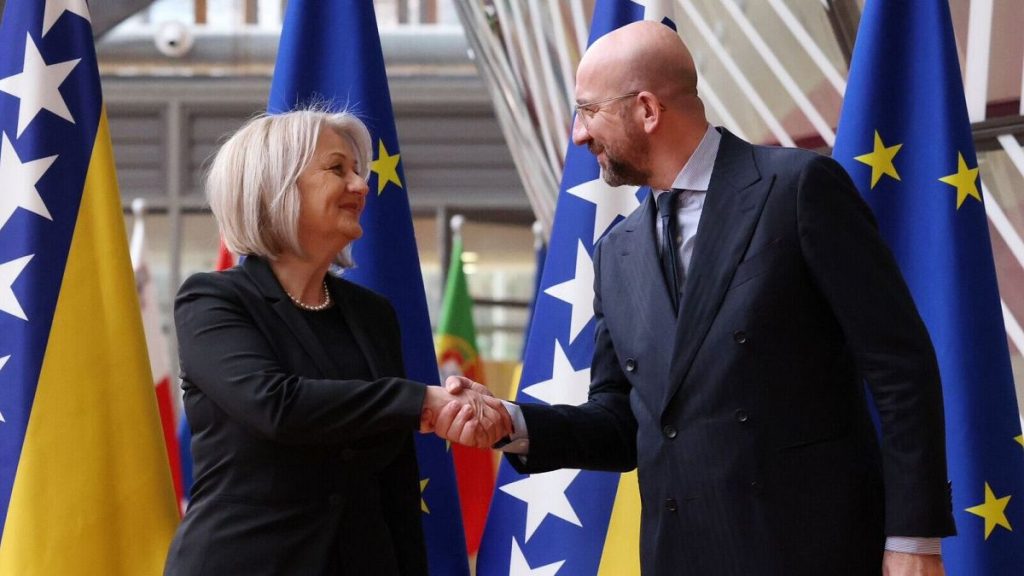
[295,127,369,257]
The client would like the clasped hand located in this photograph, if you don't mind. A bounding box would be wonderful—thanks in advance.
[420,376,511,448]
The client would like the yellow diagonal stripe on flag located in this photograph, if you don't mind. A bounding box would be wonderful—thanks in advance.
[597,470,641,575]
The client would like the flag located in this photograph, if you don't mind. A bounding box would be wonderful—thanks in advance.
[0,1,179,572]
[268,1,470,573]
[477,1,674,574]
[177,238,234,508]
[437,233,496,555]
[130,199,185,513]
[833,1,1024,572]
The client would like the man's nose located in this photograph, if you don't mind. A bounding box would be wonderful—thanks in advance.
[571,115,590,146]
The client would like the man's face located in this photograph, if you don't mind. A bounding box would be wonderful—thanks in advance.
[572,70,650,187]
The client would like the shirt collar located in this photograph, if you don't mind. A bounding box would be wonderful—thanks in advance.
[670,124,720,192]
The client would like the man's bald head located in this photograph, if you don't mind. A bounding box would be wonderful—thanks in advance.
[577,21,699,108]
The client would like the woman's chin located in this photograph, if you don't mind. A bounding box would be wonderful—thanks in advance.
[342,224,363,242]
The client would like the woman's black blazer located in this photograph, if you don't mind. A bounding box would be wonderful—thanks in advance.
[164,256,428,575]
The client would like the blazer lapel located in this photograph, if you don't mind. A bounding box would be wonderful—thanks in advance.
[242,257,337,378]
[662,130,773,410]
[615,191,683,412]
[619,191,677,322]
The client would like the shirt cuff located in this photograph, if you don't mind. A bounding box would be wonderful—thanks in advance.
[885,537,941,555]
[496,400,529,454]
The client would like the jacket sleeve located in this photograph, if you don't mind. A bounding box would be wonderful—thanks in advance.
[175,272,426,445]
[796,155,955,536]
[508,238,638,474]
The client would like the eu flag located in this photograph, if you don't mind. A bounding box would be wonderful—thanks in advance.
[268,1,469,573]
[833,1,1024,572]
[0,0,178,571]
[477,1,673,574]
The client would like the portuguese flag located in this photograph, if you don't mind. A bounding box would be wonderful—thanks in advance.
[437,235,496,556]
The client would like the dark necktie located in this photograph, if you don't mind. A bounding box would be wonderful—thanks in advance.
[657,190,681,313]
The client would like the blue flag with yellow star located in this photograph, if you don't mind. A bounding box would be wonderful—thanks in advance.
[268,1,469,574]
[833,0,1024,572]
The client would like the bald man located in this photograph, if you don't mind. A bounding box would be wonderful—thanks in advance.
[441,21,955,576]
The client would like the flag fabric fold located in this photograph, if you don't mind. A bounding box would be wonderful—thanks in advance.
[477,2,673,574]
[268,1,469,573]
[0,1,179,571]
[437,233,496,556]
[833,1,1024,572]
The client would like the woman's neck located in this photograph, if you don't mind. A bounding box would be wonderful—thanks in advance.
[270,254,332,305]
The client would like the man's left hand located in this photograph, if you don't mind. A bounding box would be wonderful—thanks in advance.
[882,551,944,576]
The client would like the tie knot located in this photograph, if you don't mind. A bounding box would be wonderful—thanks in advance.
[657,190,680,218]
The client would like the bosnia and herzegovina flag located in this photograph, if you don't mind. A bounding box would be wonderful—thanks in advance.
[268,1,469,574]
[833,0,1024,573]
[476,1,673,574]
[0,1,179,573]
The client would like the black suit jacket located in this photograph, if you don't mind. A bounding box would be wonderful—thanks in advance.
[164,256,428,575]
[510,130,956,575]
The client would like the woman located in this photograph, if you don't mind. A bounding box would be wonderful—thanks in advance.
[165,110,499,575]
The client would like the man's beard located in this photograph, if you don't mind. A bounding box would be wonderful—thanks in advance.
[601,153,649,187]
[592,129,650,187]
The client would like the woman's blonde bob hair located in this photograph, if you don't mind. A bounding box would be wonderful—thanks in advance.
[206,109,372,269]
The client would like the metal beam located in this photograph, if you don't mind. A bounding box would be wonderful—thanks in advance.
[824,0,860,69]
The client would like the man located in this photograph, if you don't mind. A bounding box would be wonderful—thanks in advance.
[438,20,955,576]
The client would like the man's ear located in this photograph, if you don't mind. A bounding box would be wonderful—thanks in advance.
[638,91,662,133]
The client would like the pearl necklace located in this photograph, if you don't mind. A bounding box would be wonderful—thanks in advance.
[285,280,332,311]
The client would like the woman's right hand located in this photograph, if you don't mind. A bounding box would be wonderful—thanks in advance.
[420,378,511,448]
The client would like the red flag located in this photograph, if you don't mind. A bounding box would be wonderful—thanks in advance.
[215,238,234,271]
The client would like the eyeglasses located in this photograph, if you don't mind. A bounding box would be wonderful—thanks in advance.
[574,92,639,127]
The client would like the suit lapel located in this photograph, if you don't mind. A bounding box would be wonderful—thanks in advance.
[242,257,337,378]
[615,191,682,412]
[619,191,677,320]
[662,131,773,410]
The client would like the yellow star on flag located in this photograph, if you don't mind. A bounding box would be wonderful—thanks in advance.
[965,482,1012,539]
[419,478,430,513]
[371,139,402,195]
[938,152,981,209]
[854,131,902,189]
[1016,434,1023,448]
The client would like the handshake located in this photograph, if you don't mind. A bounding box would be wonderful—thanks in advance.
[419,376,513,449]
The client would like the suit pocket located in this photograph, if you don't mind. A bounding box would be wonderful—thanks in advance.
[727,236,789,291]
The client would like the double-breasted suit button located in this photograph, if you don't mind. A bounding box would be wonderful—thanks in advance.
[625,358,637,372]
[662,425,677,439]
[328,494,343,507]
[733,330,748,344]
[665,498,678,512]
[750,481,763,494]
[734,409,749,423]
[340,448,355,461]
